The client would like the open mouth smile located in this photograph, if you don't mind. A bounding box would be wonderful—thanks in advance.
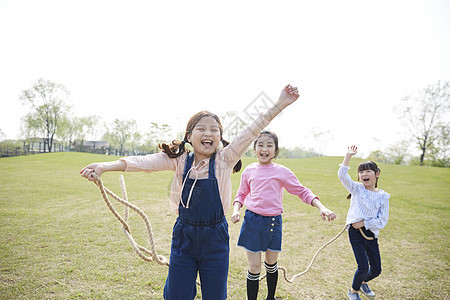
[201,140,213,146]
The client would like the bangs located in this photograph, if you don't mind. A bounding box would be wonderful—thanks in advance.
[254,130,280,157]
[358,161,380,173]
[186,111,223,136]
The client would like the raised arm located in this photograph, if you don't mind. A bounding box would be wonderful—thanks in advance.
[342,145,357,167]
[263,84,299,122]
[222,84,300,166]
[337,145,359,194]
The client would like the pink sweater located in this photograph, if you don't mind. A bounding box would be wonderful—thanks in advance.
[233,162,318,216]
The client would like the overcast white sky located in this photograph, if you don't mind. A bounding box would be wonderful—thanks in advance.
[0,0,449,156]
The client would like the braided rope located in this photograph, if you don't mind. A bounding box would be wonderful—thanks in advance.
[358,227,374,240]
[260,224,349,283]
[92,173,169,266]
[260,224,373,283]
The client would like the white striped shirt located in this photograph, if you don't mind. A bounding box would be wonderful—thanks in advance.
[337,164,390,238]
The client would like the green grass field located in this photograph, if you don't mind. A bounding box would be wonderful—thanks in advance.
[0,152,449,299]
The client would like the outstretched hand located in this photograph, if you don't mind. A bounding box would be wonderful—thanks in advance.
[342,145,358,166]
[277,84,299,109]
[80,163,104,181]
[319,208,337,222]
[347,145,358,157]
[80,160,126,181]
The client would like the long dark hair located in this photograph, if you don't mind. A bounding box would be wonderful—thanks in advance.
[347,161,381,199]
[159,111,242,173]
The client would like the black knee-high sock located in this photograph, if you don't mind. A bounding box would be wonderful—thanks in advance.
[247,270,260,300]
[265,261,278,300]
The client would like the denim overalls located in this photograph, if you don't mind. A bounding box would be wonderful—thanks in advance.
[163,152,230,300]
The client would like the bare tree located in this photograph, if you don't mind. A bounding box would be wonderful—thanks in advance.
[103,118,137,155]
[311,127,333,157]
[21,113,42,151]
[396,81,450,165]
[129,131,143,155]
[147,122,172,152]
[385,139,411,165]
[84,115,102,149]
[20,78,70,152]
[427,124,449,167]
[57,116,84,151]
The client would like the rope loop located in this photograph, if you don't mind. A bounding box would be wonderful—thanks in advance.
[260,224,373,283]
[91,173,169,266]
[261,224,349,283]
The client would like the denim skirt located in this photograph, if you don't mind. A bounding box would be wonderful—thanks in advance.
[237,209,282,253]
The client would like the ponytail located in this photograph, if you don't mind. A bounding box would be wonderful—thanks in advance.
[159,139,188,158]
[222,139,242,173]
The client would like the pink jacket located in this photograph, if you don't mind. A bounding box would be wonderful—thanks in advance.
[234,162,318,216]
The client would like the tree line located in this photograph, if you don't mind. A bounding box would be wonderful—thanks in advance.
[0,79,174,157]
[1,78,448,167]
[0,78,319,159]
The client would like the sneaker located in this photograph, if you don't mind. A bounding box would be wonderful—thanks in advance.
[347,290,362,300]
[360,283,375,298]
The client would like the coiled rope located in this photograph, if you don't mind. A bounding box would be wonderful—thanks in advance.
[92,173,169,266]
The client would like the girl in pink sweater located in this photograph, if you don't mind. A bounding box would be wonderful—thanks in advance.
[232,131,336,300]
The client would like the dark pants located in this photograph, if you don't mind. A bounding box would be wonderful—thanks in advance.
[349,226,382,291]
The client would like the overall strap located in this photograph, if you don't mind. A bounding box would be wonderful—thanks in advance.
[208,152,217,179]
[182,152,216,180]
[182,153,194,180]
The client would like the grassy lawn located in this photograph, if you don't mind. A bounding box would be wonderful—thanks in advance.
[0,152,448,299]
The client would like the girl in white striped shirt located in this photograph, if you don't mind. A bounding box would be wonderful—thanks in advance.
[338,145,390,300]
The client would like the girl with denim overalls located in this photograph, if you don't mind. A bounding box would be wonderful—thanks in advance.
[164,151,229,299]
[80,84,300,299]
